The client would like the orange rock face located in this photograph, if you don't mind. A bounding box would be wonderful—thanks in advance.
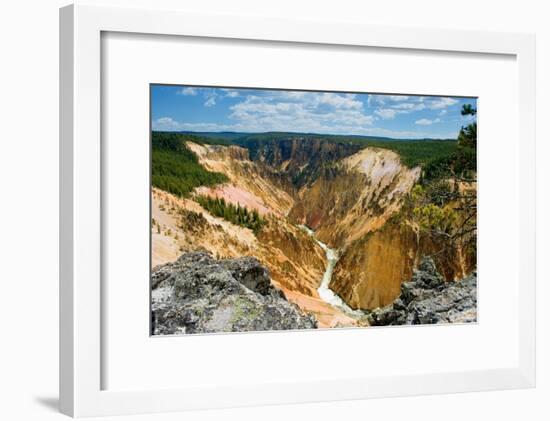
[330,219,476,310]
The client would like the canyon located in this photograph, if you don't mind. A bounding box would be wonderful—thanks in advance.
[152,135,476,330]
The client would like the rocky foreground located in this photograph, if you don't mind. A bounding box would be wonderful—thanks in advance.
[151,252,317,335]
[367,257,477,326]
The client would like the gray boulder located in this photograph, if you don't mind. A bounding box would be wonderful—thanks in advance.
[151,252,317,335]
[368,257,477,326]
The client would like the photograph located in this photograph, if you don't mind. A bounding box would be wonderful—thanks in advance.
[150,85,478,335]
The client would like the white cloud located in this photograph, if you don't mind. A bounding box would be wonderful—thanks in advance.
[203,91,218,107]
[391,102,425,111]
[368,94,409,106]
[153,117,234,132]
[387,95,409,102]
[316,93,362,110]
[415,119,432,125]
[226,92,373,132]
[177,87,198,96]
[415,118,441,126]
[365,95,457,114]
[153,117,179,130]
[367,95,385,107]
[439,109,447,116]
[369,95,430,120]
[155,90,462,139]
[220,89,240,98]
[426,97,458,109]
[460,113,476,122]
[279,91,307,100]
[153,115,455,139]
[362,127,452,139]
[374,109,398,119]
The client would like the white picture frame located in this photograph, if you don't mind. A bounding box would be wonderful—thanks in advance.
[59,3,536,417]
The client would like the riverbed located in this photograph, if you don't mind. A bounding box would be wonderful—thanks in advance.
[298,225,365,317]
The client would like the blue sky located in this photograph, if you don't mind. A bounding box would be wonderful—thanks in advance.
[151,85,476,139]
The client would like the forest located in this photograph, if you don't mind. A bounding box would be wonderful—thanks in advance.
[151,131,228,197]
[152,131,467,172]
[195,195,265,233]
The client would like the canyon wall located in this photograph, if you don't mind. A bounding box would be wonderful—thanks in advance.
[281,144,474,311]
[289,147,421,248]
[330,218,476,310]
[187,142,294,216]
[244,137,361,188]
[152,140,359,328]
[155,138,476,323]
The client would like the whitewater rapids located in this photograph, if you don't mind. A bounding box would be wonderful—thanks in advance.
[298,225,364,317]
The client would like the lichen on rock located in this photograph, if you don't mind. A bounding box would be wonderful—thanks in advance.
[151,251,317,335]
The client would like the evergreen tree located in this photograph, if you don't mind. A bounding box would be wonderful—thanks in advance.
[458,104,477,149]
[194,195,265,234]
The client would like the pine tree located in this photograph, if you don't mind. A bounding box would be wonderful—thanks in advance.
[458,104,477,149]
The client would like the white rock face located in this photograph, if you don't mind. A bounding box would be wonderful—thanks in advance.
[343,147,421,205]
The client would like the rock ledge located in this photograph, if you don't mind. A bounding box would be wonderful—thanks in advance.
[368,257,477,326]
[152,252,317,335]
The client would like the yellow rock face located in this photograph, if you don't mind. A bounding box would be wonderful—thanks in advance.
[290,147,421,248]
[331,219,476,310]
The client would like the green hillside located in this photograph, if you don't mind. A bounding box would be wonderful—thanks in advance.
[151,132,228,197]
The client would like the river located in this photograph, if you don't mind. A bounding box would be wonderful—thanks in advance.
[298,225,364,317]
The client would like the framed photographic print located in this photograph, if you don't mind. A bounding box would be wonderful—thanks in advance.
[149,85,478,335]
[60,3,536,417]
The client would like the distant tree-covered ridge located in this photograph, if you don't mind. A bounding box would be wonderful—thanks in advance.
[153,130,464,172]
[195,195,265,234]
[151,126,476,189]
[152,132,228,197]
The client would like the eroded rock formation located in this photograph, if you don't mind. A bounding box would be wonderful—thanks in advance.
[330,219,476,310]
[367,257,477,325]
[289,147,421,248]
[152,252,318,334]
[244,137,361,188]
